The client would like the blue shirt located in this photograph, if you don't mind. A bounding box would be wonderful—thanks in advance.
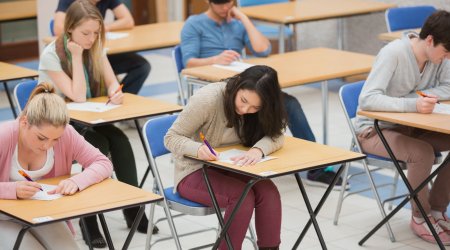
[56,0,121,17]
[180,13,271,67]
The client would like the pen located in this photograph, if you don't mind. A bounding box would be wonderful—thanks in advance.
[416,90,440,104]
[18,170,43,191]
[199,132,217,156]
[105,84,124,105]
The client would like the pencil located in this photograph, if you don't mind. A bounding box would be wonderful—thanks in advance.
[18,170,43,191]
[199,132,217,156]
[416,90,440,104]
[105,84,124,105]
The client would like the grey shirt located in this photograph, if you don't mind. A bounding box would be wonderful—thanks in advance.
[355,33,450,133]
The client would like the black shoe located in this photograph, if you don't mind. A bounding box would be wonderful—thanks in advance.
[305,167,350,191]
[79,216,107,248]
[123,207,159,234]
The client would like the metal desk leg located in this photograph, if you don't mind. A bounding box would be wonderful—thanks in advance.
[292,166,345,249]
[202,166,259,250]
[135,119,155,188]
[98,214,114,249]
[122,206,145,250]
[80,217,94,250]
[13,226,30,250]
[337,18,344,50]
[359,119,447,249]
[321,81,329,144]
[3,81,17,118]
[278,24,285,54]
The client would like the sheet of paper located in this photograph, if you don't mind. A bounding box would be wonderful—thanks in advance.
[106,32,129,40]
[433,103,450,115]
[31,184,63,201]
[217,149,277,165]
[212,61,254,73]
[67,102,120,113]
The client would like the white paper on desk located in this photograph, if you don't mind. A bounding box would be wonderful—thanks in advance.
[67,102,120,113]
[106,32,129,40]
[218,149,277,165]
[213,62,254,72]
[31,184,63,201]
[433,103,450,115]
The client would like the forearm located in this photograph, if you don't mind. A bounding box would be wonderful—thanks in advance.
[105,19,134,32]
[186,56,217,68]
[240,16,270,53]
[70,56,87,102]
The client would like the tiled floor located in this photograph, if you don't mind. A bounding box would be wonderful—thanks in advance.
[1,49,448,249]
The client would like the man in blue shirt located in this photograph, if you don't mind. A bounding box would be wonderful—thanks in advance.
[181,0,347,190]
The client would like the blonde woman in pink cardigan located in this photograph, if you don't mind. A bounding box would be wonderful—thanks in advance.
[0,82,113,250]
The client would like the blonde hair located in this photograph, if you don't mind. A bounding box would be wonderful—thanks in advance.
[21,82,70,127]
[64,0,105,86]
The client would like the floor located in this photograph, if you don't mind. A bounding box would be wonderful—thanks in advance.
[0,48,448,249]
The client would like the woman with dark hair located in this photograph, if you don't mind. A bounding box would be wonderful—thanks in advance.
[165,65,286,250]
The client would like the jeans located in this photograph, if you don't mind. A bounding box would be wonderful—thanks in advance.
[108,53,151,95]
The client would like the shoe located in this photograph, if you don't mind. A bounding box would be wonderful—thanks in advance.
[305,168,350,191]
[410,216,450,245]
[123,207,159,234]
[79,216,107,248]
[434,212,450,235]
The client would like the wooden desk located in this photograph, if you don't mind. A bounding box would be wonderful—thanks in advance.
[357,110,450,249]
[43,21,184,55]
[0,176,162,249]
[0,61,38,118]
[240,0,395,52]
[182,47,375,144]
[70,93,182,188]
[0,0,36,23]
[378,28,420,42]
[186,136,365,249]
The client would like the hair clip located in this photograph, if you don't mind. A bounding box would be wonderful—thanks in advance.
[44,89,49,93]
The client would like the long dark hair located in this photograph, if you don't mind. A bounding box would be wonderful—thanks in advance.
[223,65,287,147]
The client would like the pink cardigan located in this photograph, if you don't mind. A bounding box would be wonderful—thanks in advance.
[0,120,113,199]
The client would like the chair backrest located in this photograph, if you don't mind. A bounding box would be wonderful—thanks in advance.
[172,45,186,105]
[13,80,38,113]
[238,0,288,7]
[143,114,178,159]
[50,19,55,36]
[339,81,364,119]
[385,5,436,32]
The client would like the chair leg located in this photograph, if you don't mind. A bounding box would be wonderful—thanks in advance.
[388,170,400,211]
[162,200,182,250]
[333,162,350,225]
[145,203,157,250]
[362,160,396,242]
[248,222,258,250]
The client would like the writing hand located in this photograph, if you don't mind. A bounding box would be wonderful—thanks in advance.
[16,181,42,199]
[416,94,438,113]
[213,50,241,65]
[197,144,219,161]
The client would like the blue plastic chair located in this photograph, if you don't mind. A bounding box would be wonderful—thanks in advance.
[385,6,436,32]
[50,19,55,36]
[237,0,295,50]
[172,46,186,105]
[13,80,38,113]
[143,115,256,249]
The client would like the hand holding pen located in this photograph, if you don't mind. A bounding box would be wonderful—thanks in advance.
[198,132,218,160]
[16,170,43,199]
[416,90,439,114]
[416,90,440,104]
[106,84,124,105]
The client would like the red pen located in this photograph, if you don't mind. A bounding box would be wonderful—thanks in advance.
[18,170,43,191]
[199,132,217,156]
[105,84,124,105]
[416,90,440,104]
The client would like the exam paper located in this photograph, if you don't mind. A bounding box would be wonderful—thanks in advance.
[213,61,254,72]
[67,102,120,113]
[218,149,277,165]
[31,184,63,201]
[433,103,450,115]
[106,32,129,40]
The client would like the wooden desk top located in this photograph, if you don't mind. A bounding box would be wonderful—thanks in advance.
[0,176,162,226]
[186,136,365,178]
[378,28,420,42]
[0,0,36,22]
[43,21,184,55]
[0,61,38,82]
[358,109,450,134]
[240,0,395,24]
[182,47,374,88]
[69,93,182,126]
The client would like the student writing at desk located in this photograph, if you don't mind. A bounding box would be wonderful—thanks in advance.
[355,10,450,245]
[0,83,113,250]
[165,66,285,249]
[53,0,150,95]
[38,1,154,248]
[181,0,347,190]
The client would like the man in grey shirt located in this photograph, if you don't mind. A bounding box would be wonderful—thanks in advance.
[355,10,450,245]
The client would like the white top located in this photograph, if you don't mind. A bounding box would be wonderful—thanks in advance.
[38,41,62,86]
[9,145,54,181]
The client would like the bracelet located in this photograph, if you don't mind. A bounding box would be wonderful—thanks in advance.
[252,147,265,158]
